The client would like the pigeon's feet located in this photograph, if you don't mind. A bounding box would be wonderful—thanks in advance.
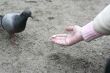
[50,25,83,46]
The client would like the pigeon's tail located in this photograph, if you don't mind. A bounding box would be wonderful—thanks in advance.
[0,15,3,27]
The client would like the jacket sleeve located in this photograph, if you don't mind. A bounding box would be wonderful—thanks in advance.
[93,4,110,35]
[81,5,110,42]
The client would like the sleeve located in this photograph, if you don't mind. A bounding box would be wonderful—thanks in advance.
[93,4,110,35]
[81,4,110,42]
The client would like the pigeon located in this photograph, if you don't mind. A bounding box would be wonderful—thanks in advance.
[0,10,33,35]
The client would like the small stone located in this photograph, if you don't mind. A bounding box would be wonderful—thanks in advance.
[46,0,52,2]
[48,17,55,20]
[25,0,37,3]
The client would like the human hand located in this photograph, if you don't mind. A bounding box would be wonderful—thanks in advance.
[50,25,83,46]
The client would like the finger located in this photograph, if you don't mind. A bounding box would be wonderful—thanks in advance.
[51,36,67,45]
[51,34,67,38]
[65,25,75,31]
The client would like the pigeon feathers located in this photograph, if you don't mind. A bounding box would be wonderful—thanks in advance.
[0,10,33,35]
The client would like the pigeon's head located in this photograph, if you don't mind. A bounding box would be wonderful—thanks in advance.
[21,10,33,18]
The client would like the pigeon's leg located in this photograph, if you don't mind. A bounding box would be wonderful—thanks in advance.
[0,27,4,32]
[0,15,4,32]
[9,33,17,46]
[0,29,4,33]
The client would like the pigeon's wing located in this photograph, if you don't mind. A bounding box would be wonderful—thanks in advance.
[2,13,20,34]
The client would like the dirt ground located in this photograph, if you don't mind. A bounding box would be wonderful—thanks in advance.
[0,0,110,73]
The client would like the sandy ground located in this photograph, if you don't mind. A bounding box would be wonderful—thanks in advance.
[0,0,110,73]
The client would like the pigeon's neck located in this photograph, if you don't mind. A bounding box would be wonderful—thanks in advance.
[19,15,29,27]
[20,15,28,21]
[13,15,29,33]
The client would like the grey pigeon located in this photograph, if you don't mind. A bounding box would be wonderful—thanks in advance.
[0,10,33,35]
